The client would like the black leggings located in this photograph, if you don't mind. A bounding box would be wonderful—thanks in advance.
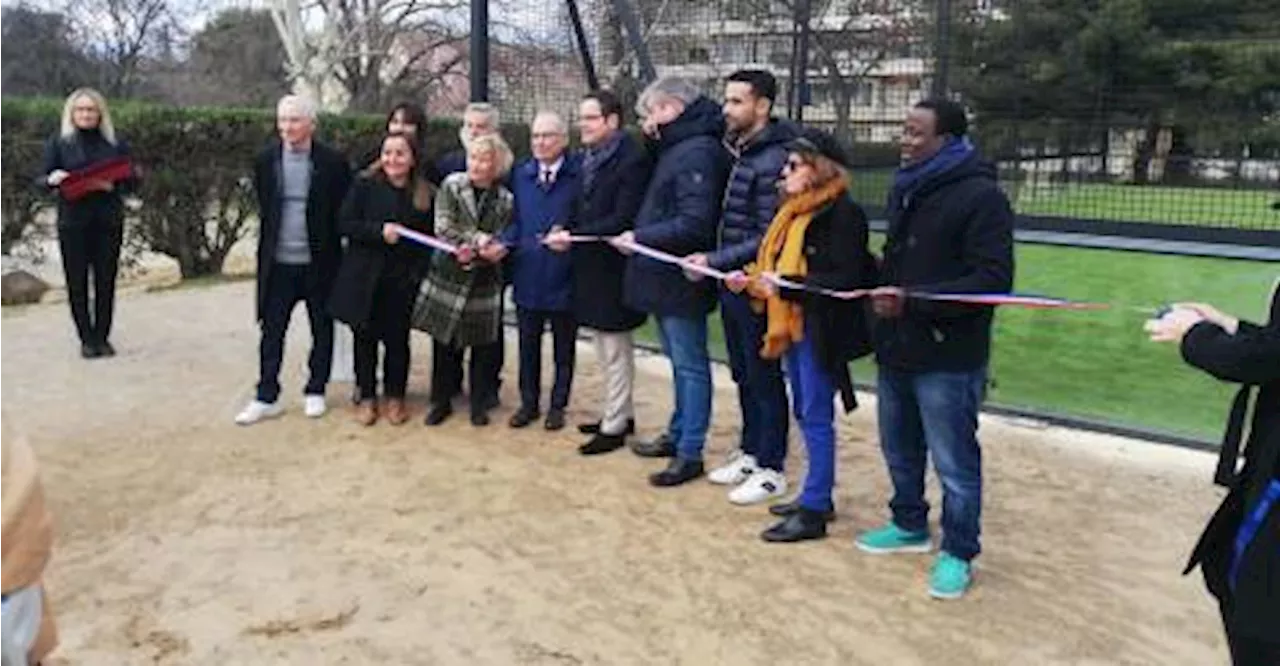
[58,219,123,346]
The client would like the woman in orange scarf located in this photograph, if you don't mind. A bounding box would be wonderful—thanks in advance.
[729,128,876,542]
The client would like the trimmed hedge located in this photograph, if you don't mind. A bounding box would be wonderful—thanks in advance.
[0,98,532,278]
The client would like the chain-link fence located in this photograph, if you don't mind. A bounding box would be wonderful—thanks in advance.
[485,0,1279,233]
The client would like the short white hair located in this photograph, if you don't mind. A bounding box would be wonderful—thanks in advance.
[636,76,701,117]
[530,111,567,135]
[277,94,318,120]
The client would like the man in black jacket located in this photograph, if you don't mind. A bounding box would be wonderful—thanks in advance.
[859,98,1015,600]
[1146,285,1280,666]
[684,70,795,505]
[236,94,353,426]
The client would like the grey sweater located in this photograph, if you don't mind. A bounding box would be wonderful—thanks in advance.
[275,146,312,264]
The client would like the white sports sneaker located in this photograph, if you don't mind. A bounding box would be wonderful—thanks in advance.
[304,395,327,418]
[728,468,788,505]
[708,451,758,486]
[235,400,283,426]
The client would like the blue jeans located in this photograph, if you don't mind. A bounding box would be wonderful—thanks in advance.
[656,314,712,462]
[785,332,837,512]
[720,290,789,471]
[876,366,987,561]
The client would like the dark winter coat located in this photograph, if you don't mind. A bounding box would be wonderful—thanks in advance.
[708,119,798,271]
[329,174,434,328]
[873,154,1015,372]
[567,132,651,332]
[250,139,353,321]
[624,97,731,319]
[776,194,877,411]
[1181,279,1280,643]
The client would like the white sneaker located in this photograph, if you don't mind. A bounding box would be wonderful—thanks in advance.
[708,451,757,486]
[235,400,283,426]
[304,395,327,418]
[728,468,788,505]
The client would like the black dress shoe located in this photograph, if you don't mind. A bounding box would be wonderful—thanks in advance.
[578,418,636,435]
[544,408,566,431]
[424,403,453,426]
[631,432,675,458]
[578,433,625,456]
[648,458,704,487]
[471,409,491,426]
[769,499,837,522]
[761,509,829,543]
[509,406,540,428]
[96,341,117,357]
[81,343,101,359]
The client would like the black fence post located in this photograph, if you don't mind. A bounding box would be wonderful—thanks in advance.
[470,0,489,102]
[795,0,812,123]
[932,0,952,98]
[566,0,600,91]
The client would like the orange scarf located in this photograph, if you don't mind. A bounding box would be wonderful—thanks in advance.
[746,178,848,359]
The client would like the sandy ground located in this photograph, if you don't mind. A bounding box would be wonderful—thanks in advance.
[2,279,1230,666]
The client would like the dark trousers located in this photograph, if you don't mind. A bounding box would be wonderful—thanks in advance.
[430,338,502,412]
[516,308,577,411]
[58,220,123,346]
[720,290,790,471]
[257,263,334,403]
[1222,601,1280,666]
[354,278,415,400]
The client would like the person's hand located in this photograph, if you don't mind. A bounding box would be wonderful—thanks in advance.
[682,253,708,282]
[610,231,635,255]
[479,241,508,263]
[47,170,69,186]
[382,223,400,245]
[1173,302,1239,335]
[1145,306,1207,343]
[870,286,905,318]
[454,245,475,265]
[543,228,572,253]
[754,272,778,299]
[725,270,749,294]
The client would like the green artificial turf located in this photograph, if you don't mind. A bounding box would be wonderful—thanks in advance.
[635,242,1276,441]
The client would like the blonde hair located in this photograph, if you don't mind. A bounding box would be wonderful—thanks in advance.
[60,88,116,145]
[467,133,515,178]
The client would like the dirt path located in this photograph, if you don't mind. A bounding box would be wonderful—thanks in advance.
[2,281,1227,665]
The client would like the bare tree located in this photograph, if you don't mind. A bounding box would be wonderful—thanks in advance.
[267,0,473,112]
[66,0,185,98]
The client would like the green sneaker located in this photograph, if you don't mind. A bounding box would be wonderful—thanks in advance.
[854,522,931,554]
[928,552,973,600]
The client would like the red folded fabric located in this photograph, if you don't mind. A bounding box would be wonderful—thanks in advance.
[59,156,133,202]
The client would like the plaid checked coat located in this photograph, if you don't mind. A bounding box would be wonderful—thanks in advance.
[411,172,513,347]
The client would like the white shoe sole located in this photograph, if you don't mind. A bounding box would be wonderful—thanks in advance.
[928,585,968,600]
[304,407,327,418]
[235,408,284,426]
[854,540,933,555]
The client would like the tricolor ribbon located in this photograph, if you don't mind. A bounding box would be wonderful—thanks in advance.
[396,227,1111,311]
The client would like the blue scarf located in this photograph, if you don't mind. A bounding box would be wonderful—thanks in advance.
[887,136,976,217]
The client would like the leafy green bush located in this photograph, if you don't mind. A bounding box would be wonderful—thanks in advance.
[0,98,533,278]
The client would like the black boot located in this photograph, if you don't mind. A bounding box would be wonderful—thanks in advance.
[81,343,101,359]
[96,340,116,357]
[578,433,625,456]
[648,458,704,487]
[769,498,836,523]
[630,432,675,458]
[761,508,829,543]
